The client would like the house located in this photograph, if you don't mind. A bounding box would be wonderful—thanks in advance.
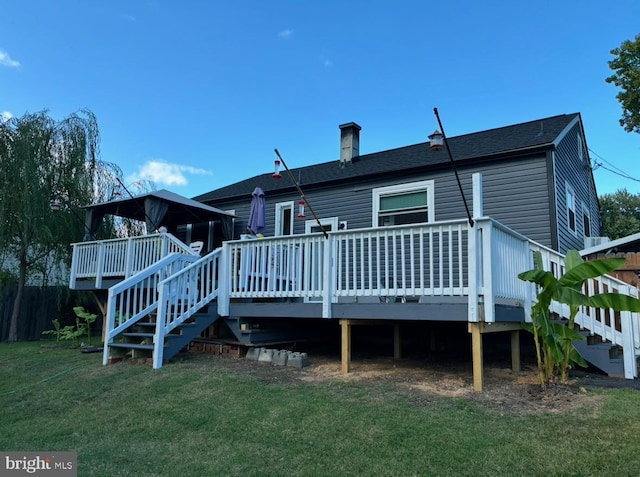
[195,114,602,254]
[69,113,640,391]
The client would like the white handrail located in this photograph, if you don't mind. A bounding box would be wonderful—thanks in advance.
[527,240,640,378]
[102,252,198,366]
[70,233,194,288]
[152,249,223,368]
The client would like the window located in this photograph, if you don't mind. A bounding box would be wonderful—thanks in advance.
[582,202,591,237]
[275,202,294,236]
[577,133,584,162]
[305,217,339,234]
[372,180,435,227]
[566,183,576,234]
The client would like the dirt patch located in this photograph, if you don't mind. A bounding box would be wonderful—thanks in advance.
[192,350,638,416]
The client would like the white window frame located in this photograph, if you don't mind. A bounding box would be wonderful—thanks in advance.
[372,180,435,227]
[566,182,577,235]
[275,201,294,236]
[305,217,339,234]
[582,202,591,238]
[577,133,584,162]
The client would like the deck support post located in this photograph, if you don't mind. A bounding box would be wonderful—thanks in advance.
[393,324,401,360]
[511,330,521,373]
[469,322,484,392]
[340,319,351,374]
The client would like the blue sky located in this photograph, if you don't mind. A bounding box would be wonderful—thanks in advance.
[1,1,639,199]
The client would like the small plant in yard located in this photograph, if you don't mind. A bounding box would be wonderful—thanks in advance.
[73,306,98,346]
[41,307,99,347]
[41,319,65,343]
[519,249,640,389]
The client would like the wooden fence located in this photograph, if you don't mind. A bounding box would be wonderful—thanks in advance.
[0,286,92,341]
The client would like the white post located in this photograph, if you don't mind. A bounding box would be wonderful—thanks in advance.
[124,239,134,279]
[95,242,106,288]
[472,172,483,219]
[153,283,166,369]
[102,288,116,365]
[322,235,335,318]
[481,219,495,322]
[620,285,637,379]
[217,243,230,316]
[467,221,478,323]
[69,244,78,289]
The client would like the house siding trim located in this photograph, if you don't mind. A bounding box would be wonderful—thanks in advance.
[371,180,435,227]
[546,151,559,251]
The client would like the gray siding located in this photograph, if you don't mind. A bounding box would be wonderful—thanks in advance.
[211,155,554,248]
[553,121,603,254]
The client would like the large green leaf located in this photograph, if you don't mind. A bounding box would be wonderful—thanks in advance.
[588,293,640,312]
[518,269,556,287]
[550,322,585,341]
[568,346,588,368]
[553,287,589,307]
[564,249,584,271]
[559,258,626,286]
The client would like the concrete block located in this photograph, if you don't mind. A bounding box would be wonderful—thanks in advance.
[245,347,261,361]
[286,352,309,368]
[272,350,289,366]
[257,348,274,363]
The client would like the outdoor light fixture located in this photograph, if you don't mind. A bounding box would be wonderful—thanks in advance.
[428,130,444,151]
[272,160,282,179]
[297,200,306,219]
[49,199,62,212]
[431,108,474,227]
[272,149,327,237]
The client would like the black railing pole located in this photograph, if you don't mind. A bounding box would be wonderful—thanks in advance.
[433,108,474,227]
[274,149,328,239]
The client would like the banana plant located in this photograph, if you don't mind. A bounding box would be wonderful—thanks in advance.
[519,250,640,388]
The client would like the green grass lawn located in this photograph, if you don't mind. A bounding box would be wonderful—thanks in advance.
[2,342,640,476]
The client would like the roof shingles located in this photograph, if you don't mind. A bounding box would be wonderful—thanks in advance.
[195,113,578,203]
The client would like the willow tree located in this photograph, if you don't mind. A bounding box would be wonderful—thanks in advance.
[0,110,99,341]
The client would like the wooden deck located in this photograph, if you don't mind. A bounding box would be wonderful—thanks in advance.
[70,216,640,384]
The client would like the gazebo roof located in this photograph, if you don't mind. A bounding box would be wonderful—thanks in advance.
[84,189,235,231]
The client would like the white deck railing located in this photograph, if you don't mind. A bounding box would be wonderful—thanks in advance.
[332,221,469,298]
[153,249,223,368]
[102,252,198,366]
[526,240,640,378]
[84,217,640,377]
[70,233,194,288]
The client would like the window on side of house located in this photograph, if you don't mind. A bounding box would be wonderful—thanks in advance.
[566,183,576,234]
[372,180,435,227]
[577,133,584,162]
[275,201,294,236]
[582,202,591,237]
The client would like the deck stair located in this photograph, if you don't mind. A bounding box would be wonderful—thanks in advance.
[103,247,224,369]
[573,332,626,377]
[222,317,331,346]
[107,307,219,364]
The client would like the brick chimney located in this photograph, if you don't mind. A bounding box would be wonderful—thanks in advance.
[339,122,361,164]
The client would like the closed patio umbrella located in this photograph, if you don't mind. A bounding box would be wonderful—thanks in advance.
[247,187,266,235]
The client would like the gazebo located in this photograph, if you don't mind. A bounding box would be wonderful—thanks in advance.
[82,189,235,242]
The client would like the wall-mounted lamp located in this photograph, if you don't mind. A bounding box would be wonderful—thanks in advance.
[297,200,306,219]
[273,160,282,179]
[273,149,327,238]
[428,130,444,151]
[431,108,473,227]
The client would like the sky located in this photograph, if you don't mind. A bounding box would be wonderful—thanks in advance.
[1,1,639,200]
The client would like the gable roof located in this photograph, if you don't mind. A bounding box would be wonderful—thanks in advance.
[194,113,580,203]
[85,188,235,227]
